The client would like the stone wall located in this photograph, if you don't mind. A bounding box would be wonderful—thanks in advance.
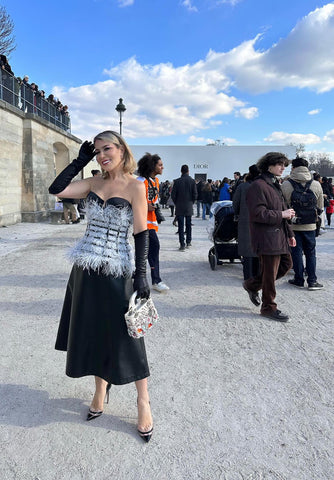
[0,100,81,226]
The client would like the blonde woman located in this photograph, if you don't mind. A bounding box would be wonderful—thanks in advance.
[49,131,153,442]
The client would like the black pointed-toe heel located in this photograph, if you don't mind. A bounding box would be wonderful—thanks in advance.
[87,383,112,421]
[137,426,153,443]
[86,408,103,421]
[137,398,153,443]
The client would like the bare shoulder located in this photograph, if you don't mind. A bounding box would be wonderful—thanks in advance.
[128,176,145,203]
[129,176,145,191]
[90,176,104,188]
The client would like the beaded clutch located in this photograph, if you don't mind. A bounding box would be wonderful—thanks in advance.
[125,291,159,338]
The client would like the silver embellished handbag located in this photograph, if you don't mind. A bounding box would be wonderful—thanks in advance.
[125,291,159,338]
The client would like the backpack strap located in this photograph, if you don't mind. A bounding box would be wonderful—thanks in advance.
[288,178,302,190]
[288,178,313,190]
[288,178,314,193]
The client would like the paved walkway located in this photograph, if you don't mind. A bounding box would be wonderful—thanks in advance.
[0,217,333,480]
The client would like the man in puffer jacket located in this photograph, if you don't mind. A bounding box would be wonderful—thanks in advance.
[281,157,324,290]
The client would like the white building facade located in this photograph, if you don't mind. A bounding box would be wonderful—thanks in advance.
[130,145,296,182]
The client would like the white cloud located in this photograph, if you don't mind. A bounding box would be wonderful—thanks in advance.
[205,4,334,94]
[188,135,208,143]
[264,131,322,145]
[118,0,134,6]
[181,0,242,11]
[236,107,259,119]
[209,120,223,126]
[54,4,334,140]
[260,4,334,93]
[323,129,334,143]
[55,56,246,139]
[188,135,238,144]
[216,0,243,5]
[308,109,321,115]
[181,0,198,12]
[222,136,238,144]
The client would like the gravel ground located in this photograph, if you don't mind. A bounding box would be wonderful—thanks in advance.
[0,216,333,480]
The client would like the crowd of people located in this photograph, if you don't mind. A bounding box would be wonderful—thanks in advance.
[56,155,334,238]
[0,55,70,131]
[158,164,333,320]
[159,172,252,220]
[159,171,334,227]
[48,128,333,446]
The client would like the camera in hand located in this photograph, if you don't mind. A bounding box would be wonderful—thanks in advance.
[155,204,165,224]
[291,216,301,224]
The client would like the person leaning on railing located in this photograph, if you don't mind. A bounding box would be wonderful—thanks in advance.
[0,61,70,130]
[47,94,56,124]
[35,87,44,116]
[22,77,34,113]
[55,100,63,128]
[14,76,22,107]
[40,90,49,120]
[0,54,14,104]
[61,105,70,131]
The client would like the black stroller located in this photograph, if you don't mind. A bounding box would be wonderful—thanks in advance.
[208,201,241,270]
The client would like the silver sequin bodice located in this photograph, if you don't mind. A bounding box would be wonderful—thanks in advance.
[69,192,134,277]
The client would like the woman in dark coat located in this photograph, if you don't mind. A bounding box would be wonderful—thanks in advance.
[201,181,213,219]
[243,152,296,322]
[321,177,333,207]
[233,165,260,280]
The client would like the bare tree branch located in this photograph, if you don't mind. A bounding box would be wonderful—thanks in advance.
[308,153,334,176]
[0,6,16,57]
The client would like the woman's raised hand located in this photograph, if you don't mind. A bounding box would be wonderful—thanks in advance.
[78,141,96,164]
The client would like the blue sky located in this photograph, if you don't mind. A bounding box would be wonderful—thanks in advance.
[2,0,334,156]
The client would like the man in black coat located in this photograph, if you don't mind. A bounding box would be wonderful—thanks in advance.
[230,171,242,200]
[196,179,203,217]
[171,165,197,251]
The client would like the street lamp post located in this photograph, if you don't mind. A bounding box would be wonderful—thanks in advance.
[115,98,126,135]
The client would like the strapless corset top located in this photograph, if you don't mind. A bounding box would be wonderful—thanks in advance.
[68,191,134,277]
[87,192,132,209]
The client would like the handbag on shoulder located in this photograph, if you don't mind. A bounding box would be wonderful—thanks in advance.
[125,291,159,338]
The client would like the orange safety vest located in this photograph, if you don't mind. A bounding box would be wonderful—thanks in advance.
[144,177,159,231]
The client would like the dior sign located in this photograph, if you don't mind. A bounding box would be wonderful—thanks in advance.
[193,163,209,169]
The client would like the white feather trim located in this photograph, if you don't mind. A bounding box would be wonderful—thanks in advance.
[68,198,134,277]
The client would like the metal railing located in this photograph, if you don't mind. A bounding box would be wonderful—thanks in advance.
[0,70,71,132]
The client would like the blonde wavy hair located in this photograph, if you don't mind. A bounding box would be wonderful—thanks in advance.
[93,130,137,176]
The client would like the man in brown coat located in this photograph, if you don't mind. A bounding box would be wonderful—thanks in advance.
[243,152,296,322]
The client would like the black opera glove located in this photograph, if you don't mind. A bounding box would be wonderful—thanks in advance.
[78,140,96,163]
[133,230,150,300]
[48,141,96,195]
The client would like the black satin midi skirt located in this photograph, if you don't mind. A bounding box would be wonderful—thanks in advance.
[55,265,150,385]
